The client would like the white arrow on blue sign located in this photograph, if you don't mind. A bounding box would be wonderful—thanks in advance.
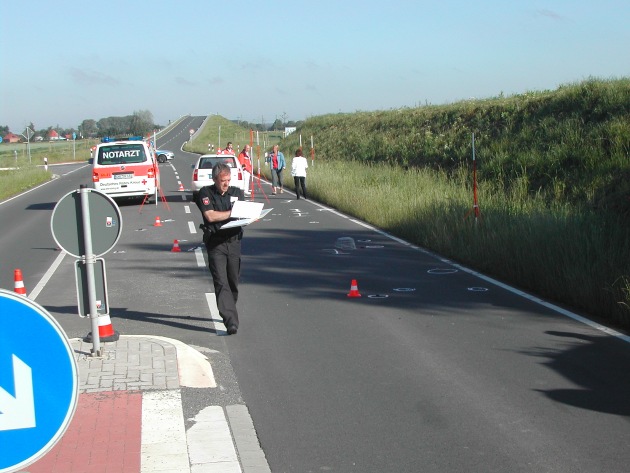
[0,289,78,473]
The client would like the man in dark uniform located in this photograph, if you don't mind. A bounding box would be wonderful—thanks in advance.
[197,163,244,335]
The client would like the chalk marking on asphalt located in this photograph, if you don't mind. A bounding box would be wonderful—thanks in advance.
[141,390,190,472]
[344,216,630,344]
[29,250,67,300]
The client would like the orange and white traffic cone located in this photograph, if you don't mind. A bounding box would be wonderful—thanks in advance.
[154,216,162,227]
[85,313,120,343]
[347,279,361,298]
[178,182,184,191]
[14,269,26,296]
[171,239,181,252]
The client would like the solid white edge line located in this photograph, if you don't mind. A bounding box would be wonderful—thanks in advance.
[346,221,630,343]
[205,292,226,335]
[141,390,190,473]
[29,250,67,300]
[187,406,241,471]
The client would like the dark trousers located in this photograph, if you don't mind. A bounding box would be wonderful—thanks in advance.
[206,236,241,328]
[294,176,306,198]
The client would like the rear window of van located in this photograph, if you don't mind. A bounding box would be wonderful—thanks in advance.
[199,156,237,169]
[98,144,147,165]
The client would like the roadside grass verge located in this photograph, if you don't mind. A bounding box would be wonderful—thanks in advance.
[185,115,283,155]
[266,156,630,328]
[0,166,51,201]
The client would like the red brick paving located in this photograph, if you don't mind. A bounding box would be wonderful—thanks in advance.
[27,391,142,473]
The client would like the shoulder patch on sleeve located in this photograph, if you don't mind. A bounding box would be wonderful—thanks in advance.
[202,197,210,206]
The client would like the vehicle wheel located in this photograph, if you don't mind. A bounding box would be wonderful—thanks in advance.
[158,155,166,163]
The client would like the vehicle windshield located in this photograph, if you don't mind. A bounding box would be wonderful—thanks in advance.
[199,157,236,169]
[98,144,147,165]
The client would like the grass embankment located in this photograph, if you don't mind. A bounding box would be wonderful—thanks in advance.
[184,115,283,155]
[0,139,95,201]
[262,78,630,328]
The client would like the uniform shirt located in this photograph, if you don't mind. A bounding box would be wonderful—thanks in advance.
[238,151,253,173]
[197,184,244,239]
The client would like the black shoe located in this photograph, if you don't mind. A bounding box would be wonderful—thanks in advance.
[227,324,238,335]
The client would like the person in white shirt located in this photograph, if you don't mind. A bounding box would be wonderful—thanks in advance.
[291,148,308,199]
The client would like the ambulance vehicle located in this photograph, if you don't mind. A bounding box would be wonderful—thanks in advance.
[92,138,160,201]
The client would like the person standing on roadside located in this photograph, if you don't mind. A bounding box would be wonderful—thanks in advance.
[291,148,308,199]
[223,142,235,155]
[266,144,285,195]
[238,144,253,195]
[197,163,245,335]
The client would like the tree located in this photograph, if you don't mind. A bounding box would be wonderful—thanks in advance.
[0,125,9,135]
[130,110,154,136]
[80,119,98,138]
[270,118,283,131]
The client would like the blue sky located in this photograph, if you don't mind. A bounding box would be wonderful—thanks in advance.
[1,0,628,133]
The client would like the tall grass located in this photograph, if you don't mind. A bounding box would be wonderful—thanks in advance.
[268,77,630,327]
[0,167,51,201]
[292,160,630,326]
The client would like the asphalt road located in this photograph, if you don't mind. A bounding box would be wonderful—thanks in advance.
[2,116,630,472]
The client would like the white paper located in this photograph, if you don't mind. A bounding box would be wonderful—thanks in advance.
[221,208,272,229]
[230,200,264,219]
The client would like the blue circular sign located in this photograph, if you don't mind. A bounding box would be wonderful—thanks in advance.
[0,290,78,473]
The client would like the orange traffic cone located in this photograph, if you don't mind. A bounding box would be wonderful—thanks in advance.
[347,279,361,298]
[171,239,181,252]
[14,269,26,296]
[178,182,184,191]
[154,216,162,227]
[85,313,120,343]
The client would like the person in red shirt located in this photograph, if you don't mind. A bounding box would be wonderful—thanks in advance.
[238,145,253,195]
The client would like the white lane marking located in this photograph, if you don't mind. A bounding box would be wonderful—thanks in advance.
[185,205,191,214]
[29,250,66,300]
[195,247,206,268]
[187,406,241,472]
[205,293,226,335]
[188,221,197,234]
[125,335,216,388]
[141,390,190,473]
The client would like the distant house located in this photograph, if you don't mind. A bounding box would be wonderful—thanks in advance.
[3,133,21,143]
[48,130,60,140]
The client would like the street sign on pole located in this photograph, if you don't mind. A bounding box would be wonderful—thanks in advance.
[0,289,78,473]
[50,188,122,355]
[74,258,109,317]
[50,189,122,259]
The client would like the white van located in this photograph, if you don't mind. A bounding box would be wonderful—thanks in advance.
[92,139,160,201]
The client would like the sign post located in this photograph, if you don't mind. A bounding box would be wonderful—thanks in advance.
[0,289,78,473]
[51,187,122,356]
